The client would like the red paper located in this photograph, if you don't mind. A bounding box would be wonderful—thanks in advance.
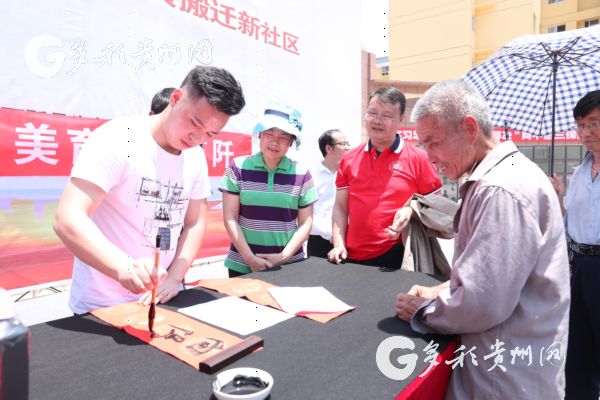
[92,301,245,369]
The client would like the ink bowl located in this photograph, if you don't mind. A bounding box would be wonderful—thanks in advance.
[212,367,273,400]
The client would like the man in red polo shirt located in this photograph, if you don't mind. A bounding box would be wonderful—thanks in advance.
[328,87,441,268]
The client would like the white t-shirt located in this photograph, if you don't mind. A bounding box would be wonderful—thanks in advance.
[68,116,211,314]
[310,161,336,241]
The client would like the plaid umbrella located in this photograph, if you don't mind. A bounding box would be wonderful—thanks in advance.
[461,26,600,174]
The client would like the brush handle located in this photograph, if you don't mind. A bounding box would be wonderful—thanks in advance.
[150,247,160,303]
[148,241,160,334]
[150,288,157,305]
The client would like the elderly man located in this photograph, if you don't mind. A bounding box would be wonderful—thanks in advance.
[395,80,570,399]
[328,87,441,268]
[307,129,350,258]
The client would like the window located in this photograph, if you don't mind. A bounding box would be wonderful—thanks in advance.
[585,19,599,28]
[548,0,564,4]
[548,24,566,33]
[381,65,389,77]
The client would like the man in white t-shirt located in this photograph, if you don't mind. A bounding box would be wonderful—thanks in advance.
[54,66,245,314]
[307,129,350,258]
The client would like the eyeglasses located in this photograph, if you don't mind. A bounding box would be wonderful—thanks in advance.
[365,112,398,123]
[261,130,294,145]
[575,121,600,133]
[333,141,351,149]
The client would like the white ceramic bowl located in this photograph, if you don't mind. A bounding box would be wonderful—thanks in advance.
[212,367,273,400]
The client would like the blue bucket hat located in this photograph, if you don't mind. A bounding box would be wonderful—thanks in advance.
[253,102,303,146]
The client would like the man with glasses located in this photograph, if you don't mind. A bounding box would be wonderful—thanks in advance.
[550,89,600,399]
[328,87,441,268]
[220,103,317,276]
[307,129,350,258]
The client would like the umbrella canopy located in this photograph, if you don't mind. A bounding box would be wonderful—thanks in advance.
[461,26,600,174]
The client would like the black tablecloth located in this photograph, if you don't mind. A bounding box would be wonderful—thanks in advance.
[29,257,452,400]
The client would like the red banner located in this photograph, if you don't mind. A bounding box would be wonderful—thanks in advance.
[398,127,580,144]
[0,108,107,176]
[0,108,252,177]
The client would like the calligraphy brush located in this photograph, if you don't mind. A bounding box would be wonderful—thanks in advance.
[148,234,161,337]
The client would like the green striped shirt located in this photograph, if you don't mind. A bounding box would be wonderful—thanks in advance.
[219,152,318,273]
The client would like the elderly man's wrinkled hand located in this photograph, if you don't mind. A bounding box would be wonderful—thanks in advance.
[407,284,438,299]
[395,293,427,322]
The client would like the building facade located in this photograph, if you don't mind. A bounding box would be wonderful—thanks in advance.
[388,0,599,82]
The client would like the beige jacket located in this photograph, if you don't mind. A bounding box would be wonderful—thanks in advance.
[400,193,458,278]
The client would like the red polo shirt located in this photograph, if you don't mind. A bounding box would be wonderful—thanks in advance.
[336,135,441,260]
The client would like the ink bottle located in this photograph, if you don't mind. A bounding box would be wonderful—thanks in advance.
[0,288,29,400]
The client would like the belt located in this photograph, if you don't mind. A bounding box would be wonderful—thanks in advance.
[568,240,600,256]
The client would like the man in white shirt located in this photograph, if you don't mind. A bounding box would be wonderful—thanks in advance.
[307,129,350,258]
[53,66,245,314]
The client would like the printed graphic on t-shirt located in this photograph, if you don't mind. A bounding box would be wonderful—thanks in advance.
[138,177,187,250]
[388,161,402,172]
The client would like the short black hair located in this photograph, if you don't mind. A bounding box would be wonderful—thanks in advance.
[369,87,406,116]
[573,89,600,120]
[181,66,245,116]
[318,129,341,157]
[150,87,175,114]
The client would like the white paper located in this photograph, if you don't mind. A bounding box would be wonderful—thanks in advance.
[178,296,294,336]
[267,287,354,315]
